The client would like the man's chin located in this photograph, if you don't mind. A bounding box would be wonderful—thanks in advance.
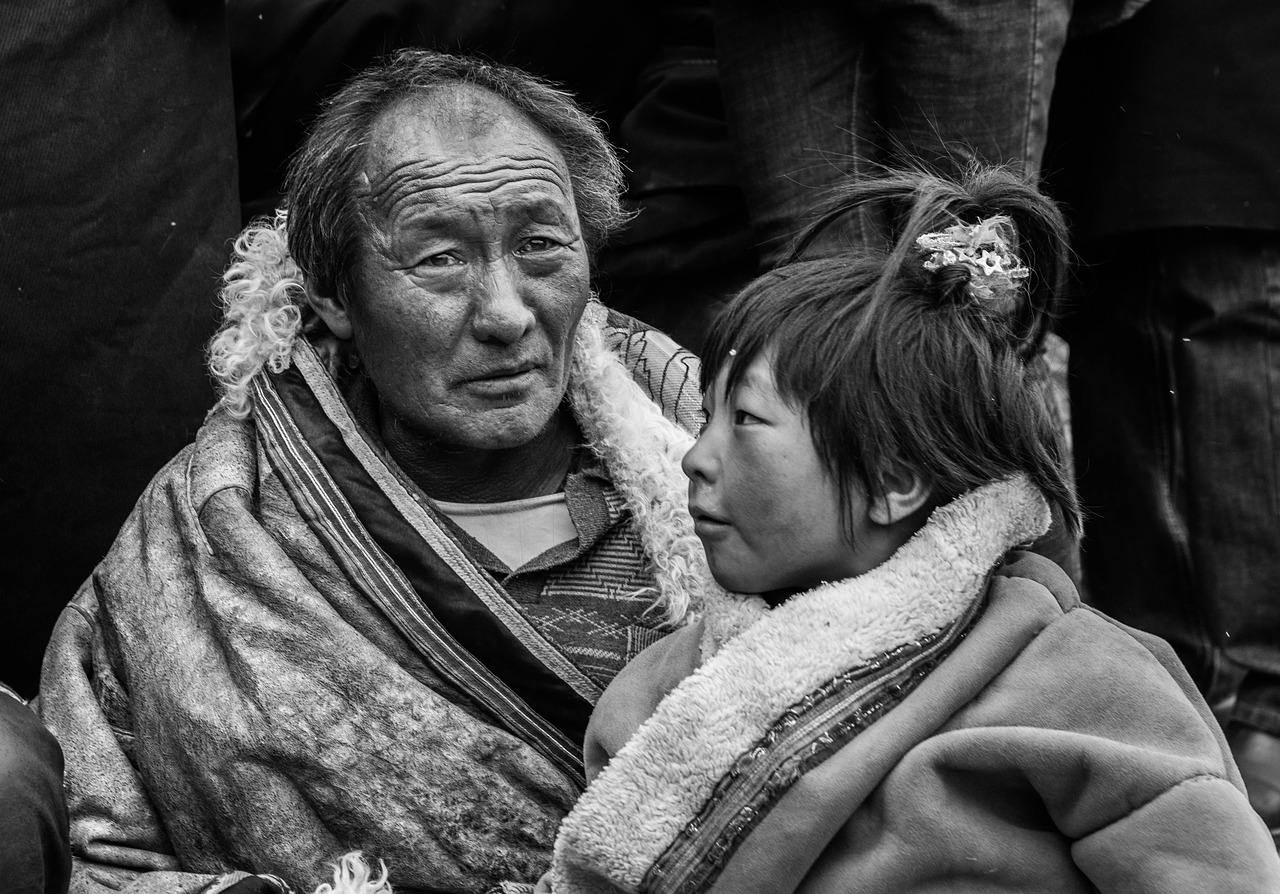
[438,401,565,452]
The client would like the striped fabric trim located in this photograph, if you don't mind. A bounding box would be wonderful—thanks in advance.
[646,594,986,894]
[292,345,602,706]
[251,371,586,788]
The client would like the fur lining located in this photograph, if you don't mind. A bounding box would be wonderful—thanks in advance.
[552,477,1049,893]
[311,853,393,894]
[566,305,739,628]
[208,212,307,419]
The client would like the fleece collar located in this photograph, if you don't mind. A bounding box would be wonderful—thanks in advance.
[565,301,715,628]
[552,476,1049,893]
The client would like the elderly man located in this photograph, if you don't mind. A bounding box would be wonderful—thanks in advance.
[38,50,708,894]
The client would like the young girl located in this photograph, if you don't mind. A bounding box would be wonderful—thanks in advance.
[547,167,1280,893]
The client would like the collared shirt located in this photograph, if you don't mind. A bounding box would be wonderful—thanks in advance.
[345,371,670,691]
[443,446,670,690]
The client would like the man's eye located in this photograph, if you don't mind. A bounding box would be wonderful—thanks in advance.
[419,252,460,268]
[519,236,560,253]
[733,409,761,425]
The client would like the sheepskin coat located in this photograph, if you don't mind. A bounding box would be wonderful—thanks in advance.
[552,479,1280,894]
[37,305,704,894]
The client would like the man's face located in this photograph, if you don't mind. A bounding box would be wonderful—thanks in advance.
[341,88,590,451]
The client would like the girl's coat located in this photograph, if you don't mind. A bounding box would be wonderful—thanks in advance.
[553,478,1280,893]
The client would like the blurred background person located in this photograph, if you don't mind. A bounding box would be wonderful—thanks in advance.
[1047,0,1280,839]
[0,683,69,894]
[710,0,1142,264]
[0,0,241,696]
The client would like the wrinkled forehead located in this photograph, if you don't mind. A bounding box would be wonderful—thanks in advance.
[358,85,575,217]
[369,85,531,154]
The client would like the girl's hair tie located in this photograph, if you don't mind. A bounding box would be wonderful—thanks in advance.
[915,215,1030,307]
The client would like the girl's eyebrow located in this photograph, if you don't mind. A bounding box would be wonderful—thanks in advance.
[735,365,777,400]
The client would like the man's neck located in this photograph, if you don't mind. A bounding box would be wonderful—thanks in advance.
[384,409,579,504]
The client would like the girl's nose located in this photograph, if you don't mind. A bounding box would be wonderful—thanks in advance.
[681,432,714,482]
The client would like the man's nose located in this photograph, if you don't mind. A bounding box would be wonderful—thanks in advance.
[471,258,535,343]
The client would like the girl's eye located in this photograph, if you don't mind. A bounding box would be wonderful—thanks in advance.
[733,409,761,425]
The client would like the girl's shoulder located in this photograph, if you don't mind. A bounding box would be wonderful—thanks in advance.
[976,551,1230,777]
[990,549,1079,611]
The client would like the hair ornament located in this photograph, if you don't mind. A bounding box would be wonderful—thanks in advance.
[916,215,1030,304]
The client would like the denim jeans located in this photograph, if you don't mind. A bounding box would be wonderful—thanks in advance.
[714,0,1073,265]
[1066,230,1280,735]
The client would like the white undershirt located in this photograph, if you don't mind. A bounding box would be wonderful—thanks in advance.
[436,492,576,570]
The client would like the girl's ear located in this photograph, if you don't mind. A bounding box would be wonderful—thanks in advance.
[309,289,355,340]
[869,467,932,526]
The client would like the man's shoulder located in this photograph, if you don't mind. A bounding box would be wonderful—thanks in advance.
[183,404,259,514]
[117,404,253,514]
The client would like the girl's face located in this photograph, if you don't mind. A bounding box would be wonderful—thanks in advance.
[682,350,872,601]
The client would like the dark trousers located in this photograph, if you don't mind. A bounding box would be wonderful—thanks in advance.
[0,689,70,894]
[714,0,1072,265]
[1067,229,1280,734]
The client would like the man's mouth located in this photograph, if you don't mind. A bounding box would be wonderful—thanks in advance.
[471,361,538,381]
[464,362,542,394]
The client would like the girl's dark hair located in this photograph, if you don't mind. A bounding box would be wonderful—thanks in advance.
[701,164,1081,541]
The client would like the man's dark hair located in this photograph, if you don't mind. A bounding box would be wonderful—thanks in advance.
[701,164,1081,541]
[285,48,628,305]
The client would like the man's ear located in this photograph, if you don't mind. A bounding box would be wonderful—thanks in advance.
[308,289,355,340]
[869,467,932,526]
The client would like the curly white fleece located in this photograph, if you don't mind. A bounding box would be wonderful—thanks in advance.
[310,852,392,894]
[551,476,1050,894]
[207,211,307,419]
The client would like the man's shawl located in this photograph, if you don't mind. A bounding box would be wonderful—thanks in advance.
[38,310,702,894]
